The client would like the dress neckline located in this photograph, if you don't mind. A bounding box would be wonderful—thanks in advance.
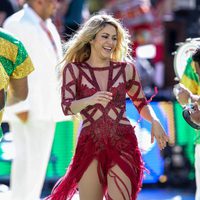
[84,61,112,71]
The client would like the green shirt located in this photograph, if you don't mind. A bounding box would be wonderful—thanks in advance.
[0,28,34,141]
[180,57,200,144]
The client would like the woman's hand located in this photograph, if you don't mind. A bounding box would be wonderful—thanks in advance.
[67,91,113,114]
[86,91,113,106]
[151,119,169,150]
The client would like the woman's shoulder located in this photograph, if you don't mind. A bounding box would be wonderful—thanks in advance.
[64,62,81,68]
[113,61,136,73]
[121,61,137,78]
[63,62,86,74]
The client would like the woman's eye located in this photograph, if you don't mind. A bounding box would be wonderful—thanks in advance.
[101,35,117,41]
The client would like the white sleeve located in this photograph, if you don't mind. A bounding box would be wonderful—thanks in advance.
[3,18,31,114]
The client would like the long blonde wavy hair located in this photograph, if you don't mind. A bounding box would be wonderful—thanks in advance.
[62,14,132,64]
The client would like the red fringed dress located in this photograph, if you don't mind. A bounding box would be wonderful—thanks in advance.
[46,61,148,200]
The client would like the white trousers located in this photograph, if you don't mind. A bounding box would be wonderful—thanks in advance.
[9,120,55,200]
[195,144,200,200]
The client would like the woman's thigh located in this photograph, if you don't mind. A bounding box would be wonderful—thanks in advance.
[78,159,103,200]
[107,165,132,200]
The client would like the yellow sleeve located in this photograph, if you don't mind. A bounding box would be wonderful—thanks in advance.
[11,56,34,79]
[10,40,34,79]
[0,64,9,90]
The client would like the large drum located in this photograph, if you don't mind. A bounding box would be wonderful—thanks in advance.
[173,38,200,80]
[173,38,200,130]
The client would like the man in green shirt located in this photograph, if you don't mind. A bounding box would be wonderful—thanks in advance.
[175,48,200,200]
[0,28,34,141]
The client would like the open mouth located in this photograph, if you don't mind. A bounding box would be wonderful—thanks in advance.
[103,47,112,53]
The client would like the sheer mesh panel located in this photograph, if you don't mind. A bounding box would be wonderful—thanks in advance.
[61,62,147,125]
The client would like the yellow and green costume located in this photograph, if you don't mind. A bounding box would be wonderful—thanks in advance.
[0,29,34,140]
[180,57,200,144]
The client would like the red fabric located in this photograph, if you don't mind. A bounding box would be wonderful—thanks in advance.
[46,61,148,200]
[153,43,164,63]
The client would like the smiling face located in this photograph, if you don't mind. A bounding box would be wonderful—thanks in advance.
[90,24,117,61]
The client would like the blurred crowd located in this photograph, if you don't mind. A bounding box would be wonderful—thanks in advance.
[0,0,199,99]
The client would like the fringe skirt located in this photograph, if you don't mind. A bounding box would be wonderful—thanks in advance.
[45,124,144,200]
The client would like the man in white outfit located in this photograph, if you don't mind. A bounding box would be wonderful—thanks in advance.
[2,0,65,199]
[174,48,200,200]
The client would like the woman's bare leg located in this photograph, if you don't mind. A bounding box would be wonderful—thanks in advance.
[107,165,132,200]
[78,159,103,200]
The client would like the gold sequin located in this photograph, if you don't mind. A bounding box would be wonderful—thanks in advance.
[0,63,9,90]
[11,56,34,79]
[0,38,18,63]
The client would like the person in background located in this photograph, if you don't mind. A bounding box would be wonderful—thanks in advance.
[62,0,85,40]
[46,14,168,200]
[0,27,34,141]
[3,0,65,199]
[174,48,200,200]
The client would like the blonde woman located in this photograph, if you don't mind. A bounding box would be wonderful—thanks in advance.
[46,14,168,200]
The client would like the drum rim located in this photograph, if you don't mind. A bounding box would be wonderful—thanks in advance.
[174,41,199,79]
[182,109,200,130]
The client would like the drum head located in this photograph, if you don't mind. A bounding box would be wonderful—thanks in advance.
[174,40,200,79]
